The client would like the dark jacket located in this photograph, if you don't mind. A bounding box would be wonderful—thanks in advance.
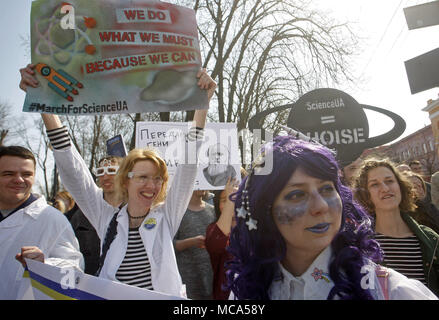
[412,199,439,235]
[67,204,101,275]
[401,212,439,296]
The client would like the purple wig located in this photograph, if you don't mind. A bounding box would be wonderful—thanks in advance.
[226,135,382,300]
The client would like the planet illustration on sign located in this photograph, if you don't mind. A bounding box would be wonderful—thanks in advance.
[248,88,406,166]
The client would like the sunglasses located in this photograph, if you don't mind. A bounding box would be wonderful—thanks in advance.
[94,166,119,177]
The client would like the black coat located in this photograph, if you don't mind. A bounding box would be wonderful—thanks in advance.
[67,204,101,275]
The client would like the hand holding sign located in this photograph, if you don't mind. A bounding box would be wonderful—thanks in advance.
[24,0,207,115]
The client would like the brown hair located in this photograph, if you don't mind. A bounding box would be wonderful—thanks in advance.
[54,190,75,212]
[404,172,426,192]
[114,148,168,206]
[354,158,417,213]
[0,146,36,168]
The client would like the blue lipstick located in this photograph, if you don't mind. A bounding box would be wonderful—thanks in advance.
[306,223,330,234]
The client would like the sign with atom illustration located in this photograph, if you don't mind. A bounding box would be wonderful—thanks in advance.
[23,0,207,115]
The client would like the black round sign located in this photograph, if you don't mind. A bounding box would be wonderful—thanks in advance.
[287,88,369,165]
[248,88,406,166]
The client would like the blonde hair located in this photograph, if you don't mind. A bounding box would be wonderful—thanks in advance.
[54,190,75,213]
[354,158,417,214]
[114,148,169,205]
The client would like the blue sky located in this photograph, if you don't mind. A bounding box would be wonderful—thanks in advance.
[1,1,31,114]
[1,0,439,140]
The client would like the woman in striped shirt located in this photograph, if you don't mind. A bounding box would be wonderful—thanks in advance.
[19,65,217,298]
[354,158,439,296]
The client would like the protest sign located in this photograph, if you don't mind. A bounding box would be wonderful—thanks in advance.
[22,259,186,300]
[23,0,206,115]
[404,1,439,30]
[136,122,242,190]
[248,88,406,167]
[405,47,439,94]
[107,134,127,157]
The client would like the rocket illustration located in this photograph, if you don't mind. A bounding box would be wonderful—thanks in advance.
[35,63,83,101]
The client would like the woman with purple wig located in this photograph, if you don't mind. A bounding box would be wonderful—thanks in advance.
[226,135,437,300]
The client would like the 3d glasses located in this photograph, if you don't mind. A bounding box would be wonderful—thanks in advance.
[94,166,119,177]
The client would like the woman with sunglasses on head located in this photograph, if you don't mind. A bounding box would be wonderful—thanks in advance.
[20,64,216,297]
[226,134,436,300]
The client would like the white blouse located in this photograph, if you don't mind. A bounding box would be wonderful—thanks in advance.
[268,246,438,300]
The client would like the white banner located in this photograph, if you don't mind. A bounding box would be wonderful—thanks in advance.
[22,259,186,300]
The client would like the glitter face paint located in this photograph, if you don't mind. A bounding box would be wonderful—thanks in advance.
[273,188,342,225]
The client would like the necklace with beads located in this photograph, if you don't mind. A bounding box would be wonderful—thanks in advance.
[127,210,149,220]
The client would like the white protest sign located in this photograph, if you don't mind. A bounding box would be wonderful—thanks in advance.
[135,122,241,190]
[23,259,186,300]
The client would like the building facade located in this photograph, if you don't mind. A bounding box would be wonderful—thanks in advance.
[362,125,438,178]
[423,96,439,160]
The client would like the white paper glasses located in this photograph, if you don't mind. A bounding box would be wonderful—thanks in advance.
[94,166,119,177]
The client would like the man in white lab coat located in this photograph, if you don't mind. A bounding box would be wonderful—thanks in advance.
[0,145,83,299]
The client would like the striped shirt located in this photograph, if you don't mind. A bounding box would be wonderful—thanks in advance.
[375,233,427,285]
[46,126,71,150]
[116,228,153,290]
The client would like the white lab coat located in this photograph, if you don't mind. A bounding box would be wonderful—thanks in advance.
[53,144,198,298]
[268,246,438,300]
[0,195,84,299]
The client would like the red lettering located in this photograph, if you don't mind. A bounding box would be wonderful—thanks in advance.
[99,31,112,42]
[148,10,166,20]
[147,10,166,20]
[113,59,121,69]
[147,10,156,20]
[172,52,179,62]
[130,56,139,66]
[137,10,145,19]
[139,32,153,42]
[86,63,95,73]
[123,10,137,20]
[156,12,165,20]
[149,54,160,64]
[96,61,104,71]
[103,60,112,70]
[121,32,136,42]
[99,31,136,42]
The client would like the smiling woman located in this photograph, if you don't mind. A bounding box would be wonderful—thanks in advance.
[19,63,217,298]
[354,158,439,296]
[226,135,437,300]
[115,148,168,214]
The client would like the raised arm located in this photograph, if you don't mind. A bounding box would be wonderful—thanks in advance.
[19,64,115,238]
[163,68,216,235]
[215,177,239,236]
[192,68,216,129]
